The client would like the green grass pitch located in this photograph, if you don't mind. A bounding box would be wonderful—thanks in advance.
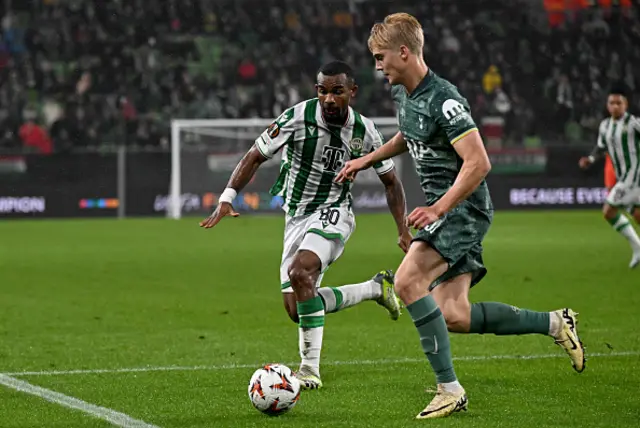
[0,211,639,427]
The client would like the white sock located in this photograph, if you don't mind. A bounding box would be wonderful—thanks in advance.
[611,214,640,250]
[441,380,463,393]
[298,296,325,376]
[548,311,562,337]
[317,280,381,313]
[299,326,323,376]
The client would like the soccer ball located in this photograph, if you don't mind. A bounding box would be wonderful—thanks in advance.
[248,364,300,416]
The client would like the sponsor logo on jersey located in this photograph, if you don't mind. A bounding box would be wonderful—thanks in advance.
[442,99,471,125]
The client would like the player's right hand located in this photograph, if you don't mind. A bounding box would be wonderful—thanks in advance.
[397,228,413,254]
[578,157,592,169]
[335,157,372,183]
[199,202,239,229]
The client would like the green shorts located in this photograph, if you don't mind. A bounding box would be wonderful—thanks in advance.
[412,201,492,290]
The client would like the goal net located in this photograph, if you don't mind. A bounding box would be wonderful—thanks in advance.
[168,117,399,219]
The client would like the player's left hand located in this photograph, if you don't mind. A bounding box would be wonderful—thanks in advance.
[397,228,413,253]
[406,206,441,230]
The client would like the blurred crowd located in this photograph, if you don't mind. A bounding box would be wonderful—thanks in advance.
[0,0,637,153]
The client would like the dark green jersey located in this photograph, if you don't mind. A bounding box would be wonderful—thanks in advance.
[392,69,493,214]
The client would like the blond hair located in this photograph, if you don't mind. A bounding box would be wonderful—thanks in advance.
[368,13,424,55]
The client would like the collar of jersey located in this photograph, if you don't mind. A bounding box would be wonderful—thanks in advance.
[408,68,434,99]
[611,112,629,123]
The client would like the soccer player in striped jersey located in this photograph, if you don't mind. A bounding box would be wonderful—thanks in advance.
[579,86,640,268]
[200,61,412,389]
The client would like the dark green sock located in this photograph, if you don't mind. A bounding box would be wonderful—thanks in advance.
[470,302,550,335]
[407,295,457,384]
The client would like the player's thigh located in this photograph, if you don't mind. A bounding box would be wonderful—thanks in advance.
[280,215,308,293]
[394,241,448,304]
[299,206,355,270]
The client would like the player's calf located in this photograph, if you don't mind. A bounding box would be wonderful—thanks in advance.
[288,251,325,381]
[439,300,471,333]
[282,294,299,324]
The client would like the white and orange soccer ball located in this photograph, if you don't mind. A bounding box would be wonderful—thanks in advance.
[247,364,301,416]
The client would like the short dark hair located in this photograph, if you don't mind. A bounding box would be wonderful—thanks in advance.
[609,83,628,98]
[317,60,355,86]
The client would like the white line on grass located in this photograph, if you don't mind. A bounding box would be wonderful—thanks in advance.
[3,350,638,377]
[0,374,160,428]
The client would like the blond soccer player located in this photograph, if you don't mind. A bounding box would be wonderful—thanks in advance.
[337,13,585,419]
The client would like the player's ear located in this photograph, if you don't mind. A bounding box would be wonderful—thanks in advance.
[350,84,358,98]
[399,45,410,61]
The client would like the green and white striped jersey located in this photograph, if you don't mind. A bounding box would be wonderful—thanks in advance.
[597,113,640,185]
[255,98,394,218]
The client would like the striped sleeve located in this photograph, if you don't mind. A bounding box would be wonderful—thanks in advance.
[366,122,395,175]
[596,119,608,149]
[255,105,300,158]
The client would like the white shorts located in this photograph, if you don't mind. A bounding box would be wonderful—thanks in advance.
[606,182,640,209]
[280,207,355,293]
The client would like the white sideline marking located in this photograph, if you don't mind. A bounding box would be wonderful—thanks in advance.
[3,351,638,377]
[0,374,160,428]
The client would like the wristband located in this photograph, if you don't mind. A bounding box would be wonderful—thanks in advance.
[588,155,595,163]
[219,188,237,204]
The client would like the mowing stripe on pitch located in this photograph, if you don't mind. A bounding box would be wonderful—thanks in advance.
[3,350,638,377]
[0,374,160,428]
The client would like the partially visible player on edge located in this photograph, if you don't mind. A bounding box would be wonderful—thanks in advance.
[336,13,585,419]
[579,86,640,268]
[200,61,412,390]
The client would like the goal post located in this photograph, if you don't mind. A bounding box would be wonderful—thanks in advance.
[168,117,399,219]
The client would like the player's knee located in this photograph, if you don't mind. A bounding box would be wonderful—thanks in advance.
[289,250,322,286]
[288,259,319,290]
[394,270,422,304]
[439,300,471,333]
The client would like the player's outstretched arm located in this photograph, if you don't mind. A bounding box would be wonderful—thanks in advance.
[378,169,412,252]
[335,132,407,183]
[199,146,267,229]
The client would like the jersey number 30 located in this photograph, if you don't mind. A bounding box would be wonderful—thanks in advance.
[319,208,340,226]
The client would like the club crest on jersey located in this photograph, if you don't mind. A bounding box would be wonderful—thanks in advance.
[267,122,280,138]
[349,137,364,154]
